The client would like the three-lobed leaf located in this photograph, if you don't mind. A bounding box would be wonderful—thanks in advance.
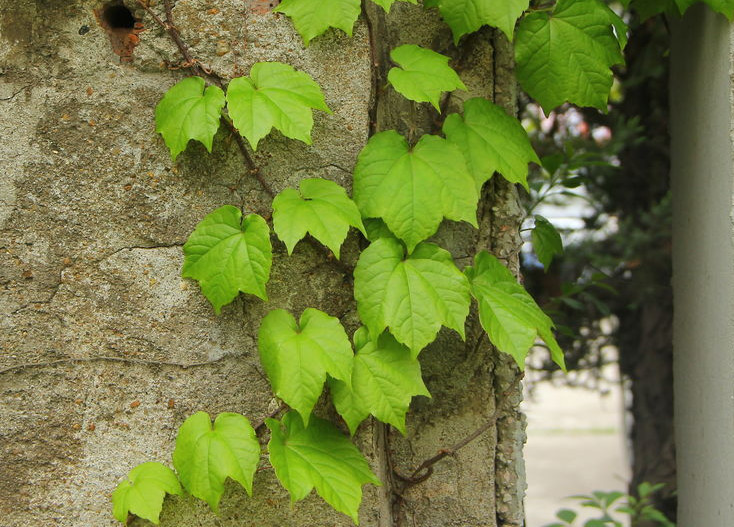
[266,411,381,524]
[387,44,466,111]
[330,327,430,435]
[443,97,540,190]
[429,0,529,42]
[112,462,182,525]
[155,76,225,161]
[272,178,366,258]
[531,215,563,269]
[226,62,330,150]
[465,251,566,370]
[354,237,470,354]
[258,308,353,424]
[515,0,627,113]
[172,412,260,512]
[182,206,272,314]
[353,130,478,252]
[274,0,361,46]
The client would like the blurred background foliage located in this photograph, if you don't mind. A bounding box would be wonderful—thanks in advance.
[519,9,675,524]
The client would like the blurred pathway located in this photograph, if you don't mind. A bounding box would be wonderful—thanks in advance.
[522,381,630,526]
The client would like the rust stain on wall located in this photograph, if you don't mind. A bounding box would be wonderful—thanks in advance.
[246,0,280,15]
[94,3,144,63]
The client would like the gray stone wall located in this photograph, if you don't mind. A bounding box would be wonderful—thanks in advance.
[0,1,524,525]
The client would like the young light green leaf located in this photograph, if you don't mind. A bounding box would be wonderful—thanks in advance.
[371,0,418,11]
[387,44,466,111]
[226,62,331,150]
[258,308,353,424]
[354,237,470,355]
[443,98,540,190]
[266,412,381,524]
[432,0,530,42]
[353,130,478,252]
[531,215,563,269]
[330,327,430,435]
[363,218,399,243]
[172,412,260,513]
[515,0,626,113]
[182,206,272,314]
[465,251,566,370]
[112,462,182,525]
[274,0,361,46]
[155,76,225,161]
[272,178,366,258]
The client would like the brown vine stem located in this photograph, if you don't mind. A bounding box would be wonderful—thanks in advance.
[395,370,524,489]
[135,0,356,275]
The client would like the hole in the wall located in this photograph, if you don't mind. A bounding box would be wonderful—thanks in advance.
[102,4,136,29]
[94,2,143,63]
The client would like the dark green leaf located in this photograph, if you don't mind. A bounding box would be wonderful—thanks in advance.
[515,0,627,112]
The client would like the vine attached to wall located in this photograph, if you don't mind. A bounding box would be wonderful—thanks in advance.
[110,0,732,524]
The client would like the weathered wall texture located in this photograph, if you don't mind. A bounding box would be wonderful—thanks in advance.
[0,1,524,525]
[670,6,734,526]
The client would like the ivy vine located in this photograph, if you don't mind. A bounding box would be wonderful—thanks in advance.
[113,0,733,524]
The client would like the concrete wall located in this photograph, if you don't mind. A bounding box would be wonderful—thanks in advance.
[670,6,734,525]
[0,1,525,525]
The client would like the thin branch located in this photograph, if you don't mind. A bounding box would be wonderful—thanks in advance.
[253,402,288,431]
[395,371,524,488]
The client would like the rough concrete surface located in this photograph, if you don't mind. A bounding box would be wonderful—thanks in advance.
[0,1,525,525]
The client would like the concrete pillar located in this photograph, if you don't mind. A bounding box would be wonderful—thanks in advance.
[670,6,734,525]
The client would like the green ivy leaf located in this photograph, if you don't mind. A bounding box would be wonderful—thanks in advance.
[226,62,331,150]
[371,0,418,10]
[515,0,626,113]
[443,98,540,190]
[353,131,478,252]
[465,251,566,370]
[354,237,470,355]
[112,462,182,525]
[258,308,353,424]
[431,0,529,42]
[272,178,366,258]
[266,412,380,524]
[182,206,272,314]
[330,327,430,435]
[155,77,225,161]
[274,0,361,46]
[172,412,260,512]
[531,215,563,269]
[387,44,466,110]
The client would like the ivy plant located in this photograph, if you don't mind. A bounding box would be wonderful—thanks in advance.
[112,0,726,523]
